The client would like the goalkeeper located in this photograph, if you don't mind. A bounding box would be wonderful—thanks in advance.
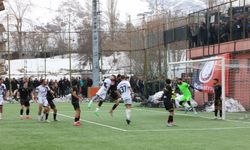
[177,78,201,114]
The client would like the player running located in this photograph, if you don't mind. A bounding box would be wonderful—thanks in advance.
[46,82,58,121]
[0,78,7,120]
[34,79,53,122]
[16,81,33,119]
[87,75,115,116]
[71,86,82,126]
[161,79,175,127]
[177,78,201,114]
[117,75,134,125]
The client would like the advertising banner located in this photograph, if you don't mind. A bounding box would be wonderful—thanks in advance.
[193,53,230,94]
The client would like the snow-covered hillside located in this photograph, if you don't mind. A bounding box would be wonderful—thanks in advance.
[168,0,206,13]
[143,0,206,14]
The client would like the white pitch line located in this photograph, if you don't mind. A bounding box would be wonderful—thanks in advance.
[134,108,250,124]
[128,126,250,132]
[57,113,127,132]
[59,110,124,113]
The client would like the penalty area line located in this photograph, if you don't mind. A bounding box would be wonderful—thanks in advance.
[57,113,127,132]
[134,108,250,124]
[127,126,250,132]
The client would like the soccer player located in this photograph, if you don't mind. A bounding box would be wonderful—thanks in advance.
[46,82,58,121]
[117,75,134,125]
[87,75,115,116]
[71,86,82,126]
[34,79,53,122]
[161,79,175,127]
[213,78,222,119]
[0,78,7,120]
[16,81,33,119]
[109,74,122,117]
[177,78,201,114]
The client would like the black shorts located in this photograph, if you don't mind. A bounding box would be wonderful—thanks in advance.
[215,99,222,107]
[20,99,30,107]
[72,102,80,110]
[163,100,174,112]
[48,100,56,109]
[110,93,119,100]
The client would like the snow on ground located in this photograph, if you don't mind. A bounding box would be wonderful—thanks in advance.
[4,52,129,79]
[149,91,246,112]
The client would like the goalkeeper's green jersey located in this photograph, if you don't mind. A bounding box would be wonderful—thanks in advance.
[177,82,192,98]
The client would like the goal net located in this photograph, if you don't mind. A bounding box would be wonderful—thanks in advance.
[168,54,250,121]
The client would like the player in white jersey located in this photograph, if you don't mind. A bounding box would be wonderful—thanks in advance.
[116,75,133,125]
[88,75,115,116]
[34,79,54,122]
[0,78,7,120]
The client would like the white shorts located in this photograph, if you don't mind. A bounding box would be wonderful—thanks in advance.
[122,97,132,105]
[38,97,49,107]
[0,98,3,106]
[96,90,108,100]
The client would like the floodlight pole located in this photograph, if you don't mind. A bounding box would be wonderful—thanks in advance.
[68,14,72,86]
[7,14,12,95]
[92,0,100,86]
[43,33,47,79]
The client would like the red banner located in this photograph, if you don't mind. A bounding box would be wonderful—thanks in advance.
[193,53,230,94]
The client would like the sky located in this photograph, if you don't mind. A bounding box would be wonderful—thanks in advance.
[24,0,149,24]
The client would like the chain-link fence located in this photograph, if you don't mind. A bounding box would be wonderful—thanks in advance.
[0,0,249,99]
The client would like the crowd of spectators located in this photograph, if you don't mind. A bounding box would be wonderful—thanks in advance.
[3,77,93,99]
[188,13,250,48]
[3,75,168,101]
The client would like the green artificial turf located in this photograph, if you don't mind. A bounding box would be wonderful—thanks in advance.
[1,102,250,150]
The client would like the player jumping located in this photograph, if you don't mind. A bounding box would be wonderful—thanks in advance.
[87,75,115,116]
[109,74,122,117]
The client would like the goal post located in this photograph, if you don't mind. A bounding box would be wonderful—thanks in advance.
[168,57,226,120]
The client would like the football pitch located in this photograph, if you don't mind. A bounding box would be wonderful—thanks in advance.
[1,102,250,150]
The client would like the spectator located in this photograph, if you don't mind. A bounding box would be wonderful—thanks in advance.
[232,17,243,40]
[4,78,10,91]
[199,22,208,46]
[11,78,18,93]
[85,77,93,98]
[191,23,199,47]
[219,21,229,43]
[187,25,193,48]
[209,23,217,44]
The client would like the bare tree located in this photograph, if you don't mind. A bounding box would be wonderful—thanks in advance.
[106,0,120,42]
[6,0,31,57]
